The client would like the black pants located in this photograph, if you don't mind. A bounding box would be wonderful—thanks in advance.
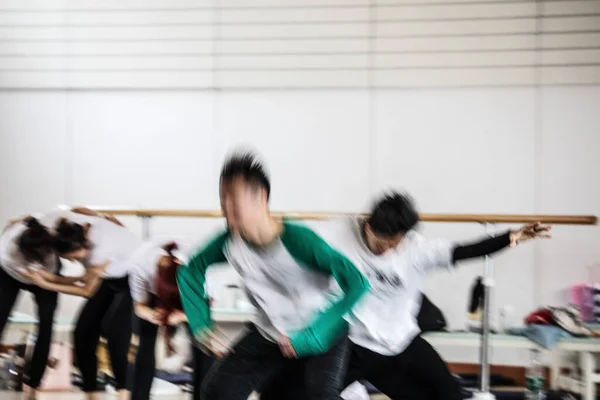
[0,267,59,388]
[74,276,133,392]
[263,335,463,400]
[344,336,463,400]
[201,324,349,400]
[131,301,213,400]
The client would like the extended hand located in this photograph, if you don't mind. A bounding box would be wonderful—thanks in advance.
[24,269,49,288]
[167,311,188,326]
[278,335,298,359]
[196,329,231,359]
[139,307,163,325]
[509,222,552,247]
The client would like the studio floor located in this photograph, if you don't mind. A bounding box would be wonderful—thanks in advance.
[0,393,390,400]
[0,394,189,400]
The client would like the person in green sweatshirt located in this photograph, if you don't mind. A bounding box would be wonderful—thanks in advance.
[177,151,369,400]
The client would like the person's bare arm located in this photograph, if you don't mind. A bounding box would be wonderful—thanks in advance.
[44,275,102,298]
[70,207,124,227]
[23,261,108,298]
[35,269,85,285]
[24,269,103,298]
[134,302,162,325]
[3,215,29,232]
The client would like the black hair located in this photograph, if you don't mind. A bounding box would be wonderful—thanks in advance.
[219,152,271,199]
[52,218,90,255]
[17,217,54,264]
[366,191,420,236]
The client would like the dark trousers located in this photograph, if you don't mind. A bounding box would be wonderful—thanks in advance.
[262,335,463,400]
[344,336,463,400]
[0,267,59,388]
[201,324,349,400]
[131,313,213,400]
[74,276,133,392]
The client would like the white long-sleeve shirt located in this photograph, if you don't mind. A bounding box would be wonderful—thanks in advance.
[316,217,453,356]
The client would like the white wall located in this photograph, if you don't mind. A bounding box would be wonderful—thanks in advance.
[1,86,599,365]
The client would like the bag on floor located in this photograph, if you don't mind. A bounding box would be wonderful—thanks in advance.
[417,294,447,332]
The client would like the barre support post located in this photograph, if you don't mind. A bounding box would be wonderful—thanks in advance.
[141,216,152,240]
[472,223,496,400]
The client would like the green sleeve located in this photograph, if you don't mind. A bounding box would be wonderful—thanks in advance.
[177,231,229,339]
[280,222,369,357]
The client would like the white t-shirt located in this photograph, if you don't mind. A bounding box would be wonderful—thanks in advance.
[0,222,59,285]
[318,217,453,356]
[128,237,201,304]
[40,210,141,279]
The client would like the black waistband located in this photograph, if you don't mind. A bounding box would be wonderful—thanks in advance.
[102,275,130,291]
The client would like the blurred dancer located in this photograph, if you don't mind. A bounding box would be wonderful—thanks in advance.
[178,152,369,400]
[0,217,64,399]
[130,239,212,400]
[30,208,141,400]
[262,192,551,400]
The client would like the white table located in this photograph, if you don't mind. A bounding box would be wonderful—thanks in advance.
[423,331,600,400]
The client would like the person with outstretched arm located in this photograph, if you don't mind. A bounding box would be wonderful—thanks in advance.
[261,191,551,400]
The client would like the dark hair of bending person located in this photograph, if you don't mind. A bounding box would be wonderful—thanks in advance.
[17,217,55,265]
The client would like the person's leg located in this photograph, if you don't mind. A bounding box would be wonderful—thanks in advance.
[74,280,113,398]
[257,359,299,400]
[367,336,462,400]
[260,336,364,400]
[104,279,133,400]
[302,334,351,400]
[0,268,22,342]
[341,344,369,392]
[131,315,158,400]
[200,326,286,400]
[23,285,59,389]
[186,325,213,400]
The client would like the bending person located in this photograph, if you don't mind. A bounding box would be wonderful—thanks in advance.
[177,152,369,400]
[262,192,551,400]
[0,217,74,399]
[130,240,212,400]
[31,208,141,400]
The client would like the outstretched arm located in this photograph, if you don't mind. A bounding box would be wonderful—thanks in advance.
[70,207,124,227]
[23,267,104,298]
[453,222,551,264]
[452,233,512,262]
[413,222,553,273]
[35,268,86,285]
[3,215,31,232]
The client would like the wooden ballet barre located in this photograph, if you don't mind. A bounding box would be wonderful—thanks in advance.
[90,208,597,225]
